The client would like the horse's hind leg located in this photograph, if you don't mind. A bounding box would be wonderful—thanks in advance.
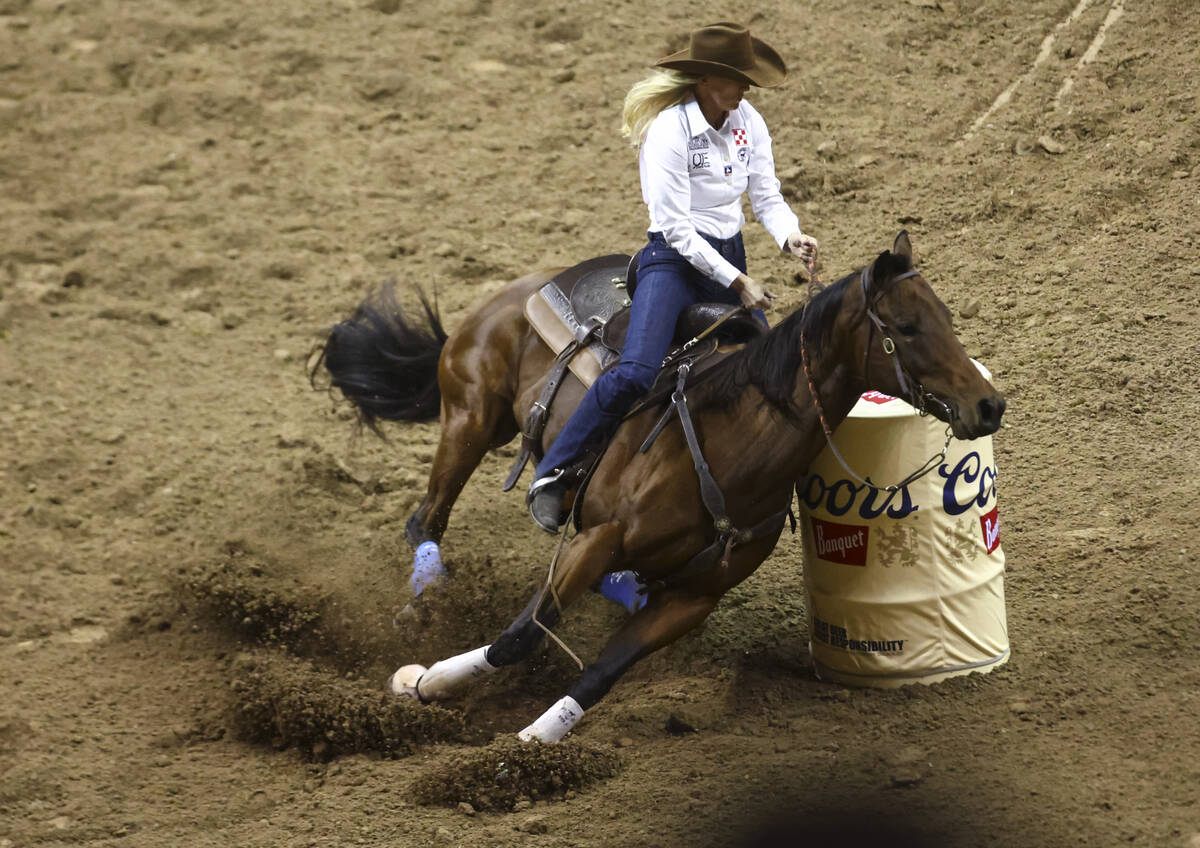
[391,523,624,701]
[518,590,719,741]
[401,382,516,594]
[404,397,515,547]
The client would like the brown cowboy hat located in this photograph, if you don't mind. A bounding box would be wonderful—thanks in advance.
[655,22,787,88]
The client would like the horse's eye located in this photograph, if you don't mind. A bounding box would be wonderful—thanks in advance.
[898,324,919,337]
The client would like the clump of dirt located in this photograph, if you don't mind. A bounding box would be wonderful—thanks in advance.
[411,737,622,811]
[228,652,467,758]
[180,540,359,663]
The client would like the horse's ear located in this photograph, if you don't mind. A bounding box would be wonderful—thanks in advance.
[868,250,890,288]
[893,231,913,265]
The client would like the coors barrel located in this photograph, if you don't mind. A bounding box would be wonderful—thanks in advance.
[798,361,1009,688]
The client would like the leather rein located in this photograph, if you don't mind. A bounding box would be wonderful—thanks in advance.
[633,357,794,595]
[800,264,955,494]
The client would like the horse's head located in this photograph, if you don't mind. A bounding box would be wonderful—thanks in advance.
[856,232,1005,439]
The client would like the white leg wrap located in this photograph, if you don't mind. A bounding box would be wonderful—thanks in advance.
[518,696,584,743]
[416,645,497,701]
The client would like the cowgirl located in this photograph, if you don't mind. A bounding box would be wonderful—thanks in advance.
[529,22,818,533]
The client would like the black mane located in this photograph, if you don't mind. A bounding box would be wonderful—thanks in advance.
[699,249,913,420]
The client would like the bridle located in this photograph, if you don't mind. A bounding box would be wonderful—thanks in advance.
[859,265,954,421]
[799,261,955,493]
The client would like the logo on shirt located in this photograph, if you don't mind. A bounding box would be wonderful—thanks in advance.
[690,151,710,171]
[737,146,749,163]
[723,164,733,176]
[687,135,709,151]
[732,128,749,146]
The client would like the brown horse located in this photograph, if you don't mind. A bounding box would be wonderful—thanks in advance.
[315,232,1004,740]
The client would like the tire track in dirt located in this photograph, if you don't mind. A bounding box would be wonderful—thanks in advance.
[959,0,1125,144]
[1053,0,1126,108]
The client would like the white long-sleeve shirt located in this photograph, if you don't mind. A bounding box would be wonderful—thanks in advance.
[639,94,801,287]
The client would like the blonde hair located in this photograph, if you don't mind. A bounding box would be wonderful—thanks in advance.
[621,69,698,147]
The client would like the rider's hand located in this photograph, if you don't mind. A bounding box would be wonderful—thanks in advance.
[784,231,819,264]
[731,273,776,311]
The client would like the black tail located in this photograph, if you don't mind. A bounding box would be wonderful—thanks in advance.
[311,282,448,433]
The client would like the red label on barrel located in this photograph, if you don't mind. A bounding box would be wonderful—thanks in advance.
[980,506,1000,553]
[810,516,870,566]
[860,391,897,404]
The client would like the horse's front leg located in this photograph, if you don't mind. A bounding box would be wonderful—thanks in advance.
[518,530,782,741]
[518,589,719,741]
[389,523,626,700]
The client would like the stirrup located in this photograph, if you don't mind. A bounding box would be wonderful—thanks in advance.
[527,469,565,501]
[527,470,568,535]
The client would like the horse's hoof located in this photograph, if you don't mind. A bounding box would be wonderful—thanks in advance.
[387,664,427,699]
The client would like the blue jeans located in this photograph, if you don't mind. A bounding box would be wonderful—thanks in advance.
[535,231,749,478]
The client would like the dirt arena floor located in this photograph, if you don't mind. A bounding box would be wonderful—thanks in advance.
[2,0,1198,845]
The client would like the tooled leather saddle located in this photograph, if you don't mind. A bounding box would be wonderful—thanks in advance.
[504,252,765,491]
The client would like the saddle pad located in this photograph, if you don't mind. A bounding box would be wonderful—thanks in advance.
[524,255,632,389]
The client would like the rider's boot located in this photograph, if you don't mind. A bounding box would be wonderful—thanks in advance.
[527,469,570,535]
[527,460,594,534]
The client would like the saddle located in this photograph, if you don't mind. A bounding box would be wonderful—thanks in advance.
[505,253,765,491]
[523,254,633,388]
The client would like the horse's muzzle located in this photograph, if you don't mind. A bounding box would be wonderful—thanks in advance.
[977,395,1006,434]
[948,394,1006,439]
